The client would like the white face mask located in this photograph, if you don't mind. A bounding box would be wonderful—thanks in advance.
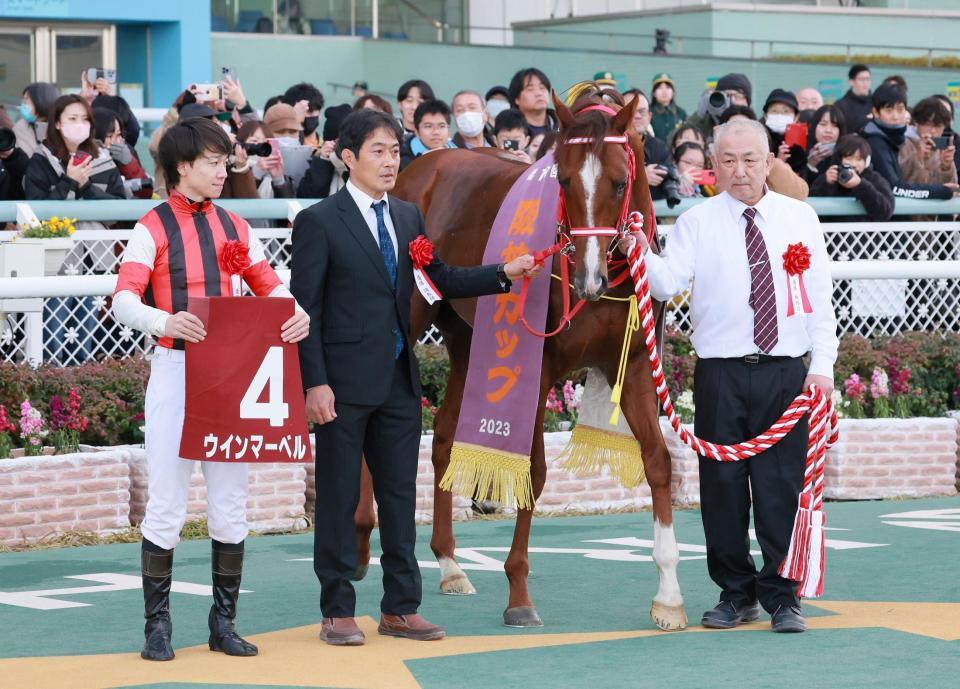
[61,121,90,146]
[276,136,300,148]
[765,113,794,135]
[456,111,485,138]
[486,99,510,119]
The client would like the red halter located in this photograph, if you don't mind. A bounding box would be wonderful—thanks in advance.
[557,134,637,240]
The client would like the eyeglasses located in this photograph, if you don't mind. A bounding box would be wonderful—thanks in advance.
[634,108,649,116]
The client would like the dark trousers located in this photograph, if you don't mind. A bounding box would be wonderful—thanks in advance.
[313,354,422,618]
[694,356,808,613]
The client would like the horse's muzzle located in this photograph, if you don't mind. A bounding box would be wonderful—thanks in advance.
[575,273,608,302]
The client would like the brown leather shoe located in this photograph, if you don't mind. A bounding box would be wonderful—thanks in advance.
[319,617,365,646]
[378,613,445,641]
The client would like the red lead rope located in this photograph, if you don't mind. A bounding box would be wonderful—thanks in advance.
[627,240,839,598]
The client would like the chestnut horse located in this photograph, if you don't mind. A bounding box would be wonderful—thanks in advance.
[353,88,687,630]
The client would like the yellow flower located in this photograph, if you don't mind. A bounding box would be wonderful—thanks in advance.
[68,227,75,235]
[50,216,59,224]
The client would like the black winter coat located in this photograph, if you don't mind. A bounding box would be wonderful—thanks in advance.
[862,121,953,201]
[810,164,895,221]
[24,145,125,201]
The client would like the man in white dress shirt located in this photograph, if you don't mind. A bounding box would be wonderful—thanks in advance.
[636,119,838,633]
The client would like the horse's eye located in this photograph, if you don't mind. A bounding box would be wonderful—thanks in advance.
[558,177,571,189]
[614,180,627,195]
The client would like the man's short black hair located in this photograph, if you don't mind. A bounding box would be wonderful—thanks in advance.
[911,96,951,128]
[158,118,232,190]
[836,133,871,161]
[335,108,403,162]
[263,95,283,114]
[397,79,435,103]
[848,64,870,80]
[494,108,528,136]
[622,88,647,101]
[871,83,907,110]
[718,104,758,124]
[508,68,552,108]
[413,99,451,129]
[282,82,324,112]
[883,75,907,94]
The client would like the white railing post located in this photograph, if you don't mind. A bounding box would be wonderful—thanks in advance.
[24,312,43,365]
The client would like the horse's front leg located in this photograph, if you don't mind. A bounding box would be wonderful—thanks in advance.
[617,357,688,631]
[352,458,376,581]
[503,400,548,627]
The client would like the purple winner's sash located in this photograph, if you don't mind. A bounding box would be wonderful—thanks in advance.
[440,152,560,509]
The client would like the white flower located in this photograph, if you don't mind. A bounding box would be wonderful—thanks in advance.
[678,390,694,410]
[831,390,843,408]
[572,384,584,406]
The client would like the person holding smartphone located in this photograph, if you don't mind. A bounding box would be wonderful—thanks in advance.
[899,96,958,187]
[802,105,846,184]
[492,108,532,163]
[24,94,126,364]
[673,141,711,197]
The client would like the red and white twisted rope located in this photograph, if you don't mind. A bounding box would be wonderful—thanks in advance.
[625,229,839,596]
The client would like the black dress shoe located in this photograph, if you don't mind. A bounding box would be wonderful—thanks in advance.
[701,600,761,629]
[771,605,806,633]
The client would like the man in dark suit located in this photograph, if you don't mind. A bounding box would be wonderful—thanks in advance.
[291,109,538,646]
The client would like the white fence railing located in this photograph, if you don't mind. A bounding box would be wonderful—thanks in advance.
[2,222,959,365]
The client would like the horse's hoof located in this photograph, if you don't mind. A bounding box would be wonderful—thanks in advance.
[503,606,543,628]
[650,601,688,631]
[351,564,369,582]
[439,573,477,595]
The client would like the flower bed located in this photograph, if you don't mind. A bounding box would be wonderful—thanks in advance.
[0,449,132,546]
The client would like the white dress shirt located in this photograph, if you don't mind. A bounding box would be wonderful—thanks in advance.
[345,179,398,257]
[644,190,838,379]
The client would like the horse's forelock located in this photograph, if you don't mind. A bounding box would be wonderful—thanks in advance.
[560,88,627,159]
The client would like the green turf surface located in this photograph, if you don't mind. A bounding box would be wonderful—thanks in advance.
[1,496,957,688]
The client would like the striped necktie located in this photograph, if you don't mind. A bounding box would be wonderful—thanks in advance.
[372,201,404,359]
[743,207,779,354]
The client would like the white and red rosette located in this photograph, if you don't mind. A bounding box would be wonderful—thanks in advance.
[782,242,813,317]
[409,235,442,304]
[220,239,251,296]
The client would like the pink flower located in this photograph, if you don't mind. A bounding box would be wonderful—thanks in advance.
[545,388,563,413]
[870,367,889,399]
[844,373,864,402]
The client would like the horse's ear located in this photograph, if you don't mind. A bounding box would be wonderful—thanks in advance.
[553,91,574,131]
[612,95,639,135]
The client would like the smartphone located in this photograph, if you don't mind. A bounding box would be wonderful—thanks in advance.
[221,66,237,82]
[85,67,116,84]
[503,139,520,151]
[72,151,91,166]
[811,141,836,156]
[689,168,717,185]
[932,136,951,150]
[268,138,279,155]
[784,122,808,151]
[195,83,223,102]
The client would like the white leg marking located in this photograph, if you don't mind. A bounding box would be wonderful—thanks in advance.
[652,519,684,607]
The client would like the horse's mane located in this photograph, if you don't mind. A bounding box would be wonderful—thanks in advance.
[559,81,627,157]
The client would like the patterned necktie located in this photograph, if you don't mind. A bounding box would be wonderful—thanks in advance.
[743,207,779,354]
[372,201,404,359]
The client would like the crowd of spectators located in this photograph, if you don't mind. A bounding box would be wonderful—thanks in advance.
[1,63,957,225]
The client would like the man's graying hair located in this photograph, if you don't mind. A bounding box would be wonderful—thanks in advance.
[713,119,770,157]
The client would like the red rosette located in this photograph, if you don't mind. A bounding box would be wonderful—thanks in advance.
[220,240,251,276]
[409,235,434,269]
[782,242,811,276]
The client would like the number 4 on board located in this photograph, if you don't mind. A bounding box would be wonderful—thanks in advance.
[240,346,289,427]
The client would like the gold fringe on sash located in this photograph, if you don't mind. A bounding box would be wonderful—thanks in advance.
[442,442,535,510]
[557,423,646,489]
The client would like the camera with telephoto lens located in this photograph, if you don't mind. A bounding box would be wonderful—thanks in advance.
[0,127,16,153]
[838,164,856,184]
[705,90,730,120]
[656,163,683,209]
[242,141,272,157]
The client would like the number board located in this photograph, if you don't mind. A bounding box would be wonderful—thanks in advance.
[179,296,313,463]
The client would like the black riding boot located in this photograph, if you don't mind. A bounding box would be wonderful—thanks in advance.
[141,541,175,661]
[208,540,258,656]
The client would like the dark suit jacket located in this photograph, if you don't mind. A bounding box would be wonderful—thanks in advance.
[291,185,508,406]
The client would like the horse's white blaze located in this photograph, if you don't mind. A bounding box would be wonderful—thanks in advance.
[652,519,684,607]
[579,152,604,295]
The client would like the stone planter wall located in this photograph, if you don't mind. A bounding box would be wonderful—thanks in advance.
[126,449,308,534]
[824,418,959,500]
[0,450,131,546]
[1,416,956,545]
